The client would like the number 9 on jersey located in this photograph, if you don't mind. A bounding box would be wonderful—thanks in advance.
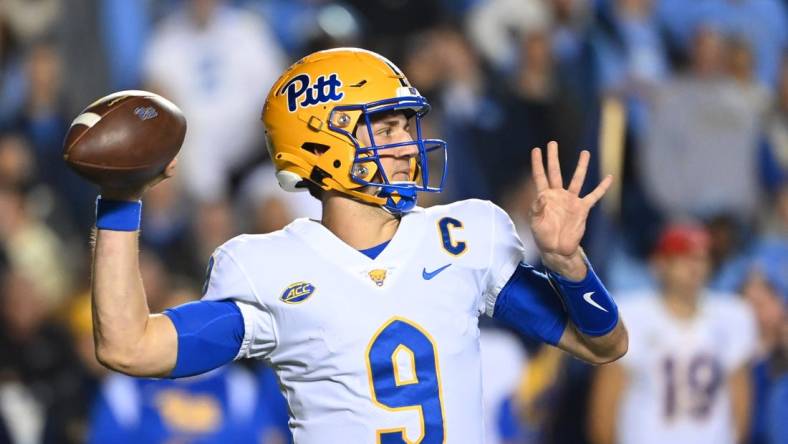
[366,318,446,443]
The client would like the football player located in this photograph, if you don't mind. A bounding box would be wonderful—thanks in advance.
[90,48,627,443]
[588,224,756,444]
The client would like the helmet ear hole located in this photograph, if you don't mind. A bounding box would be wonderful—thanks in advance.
[301,142,330,155]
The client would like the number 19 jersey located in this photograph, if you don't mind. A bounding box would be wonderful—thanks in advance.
[616,294,757,444]
[201,199,525,443]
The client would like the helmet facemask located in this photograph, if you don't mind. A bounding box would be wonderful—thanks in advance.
[328,94,447,214]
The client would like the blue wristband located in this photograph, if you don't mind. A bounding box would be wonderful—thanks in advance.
[547,260,618,337]
[95,196,142,231]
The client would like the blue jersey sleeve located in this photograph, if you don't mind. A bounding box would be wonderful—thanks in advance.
[492,263,568,345]
[163,300,245,378]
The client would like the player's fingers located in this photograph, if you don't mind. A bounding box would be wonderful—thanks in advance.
[546,141,563,189]
[582,174,613,206]
[530,148,549,192]
[163,157,178,178]
[568,150,590,195]
[147,159,178,191]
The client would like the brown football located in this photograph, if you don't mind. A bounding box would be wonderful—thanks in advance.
[63,90,186,189]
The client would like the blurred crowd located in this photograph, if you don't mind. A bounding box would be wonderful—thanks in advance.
[0,0,786,443]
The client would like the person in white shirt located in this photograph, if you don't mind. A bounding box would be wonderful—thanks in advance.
[589,223,756,444]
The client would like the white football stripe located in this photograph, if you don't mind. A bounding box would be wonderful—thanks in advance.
[71,112,101,128]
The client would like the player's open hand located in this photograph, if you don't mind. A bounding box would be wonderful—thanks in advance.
[529,141,612,268]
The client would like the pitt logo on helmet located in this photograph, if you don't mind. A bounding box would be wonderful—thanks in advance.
[281,282,316,304]
[281,73,344,112]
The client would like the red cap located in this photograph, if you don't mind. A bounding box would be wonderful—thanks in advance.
[654,224,711,256]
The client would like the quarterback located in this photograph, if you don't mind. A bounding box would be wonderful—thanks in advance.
[91,48,627,443]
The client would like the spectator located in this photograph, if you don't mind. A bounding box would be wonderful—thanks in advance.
[511,344,595,444]
[483,27,586,199]
[89,364,290,444]
[346,0,444,55]
[0,0,61,45]
[639,26,766,223]
[726,36,770,112]
[766,314,788,443]
[466,0,551,75]
[402,26,497,201]
[139,179,201,280]
[0,133,34,189]
[479,326,528,444]
[549,0,593,68]
[0,186,72,305]
[657,0,787,86]
[17,41,96,231]
[99,0,150,90]
[589,0,669,138]
[0,15,25,130]
[588,223,757,444]
[764,56,788,188]
[0,268,90,444]
[742,267,786,444]
[57,0,112,119]
[143,0,286,201]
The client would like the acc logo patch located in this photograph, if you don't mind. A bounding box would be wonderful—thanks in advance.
[281,282,316,304]
[368,269,387,287]
[280,73,344,112]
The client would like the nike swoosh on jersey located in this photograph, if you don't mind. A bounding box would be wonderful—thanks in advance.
[583,291,609,312]
[422,263,452,280]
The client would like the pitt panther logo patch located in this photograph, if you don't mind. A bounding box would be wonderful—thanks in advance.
[281,73,344,112]
[281,282,316,304]
[368,269,387,287]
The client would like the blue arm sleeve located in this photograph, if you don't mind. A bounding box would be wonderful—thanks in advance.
[492,263,568,345]
[163,300,245,378]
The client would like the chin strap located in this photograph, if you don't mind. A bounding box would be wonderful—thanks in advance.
[378,187,417,214]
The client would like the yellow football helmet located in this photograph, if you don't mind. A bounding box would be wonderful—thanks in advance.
[262,47,447,214]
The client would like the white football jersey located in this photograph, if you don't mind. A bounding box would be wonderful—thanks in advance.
[616,293,757,444]
[202,199,525,443]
